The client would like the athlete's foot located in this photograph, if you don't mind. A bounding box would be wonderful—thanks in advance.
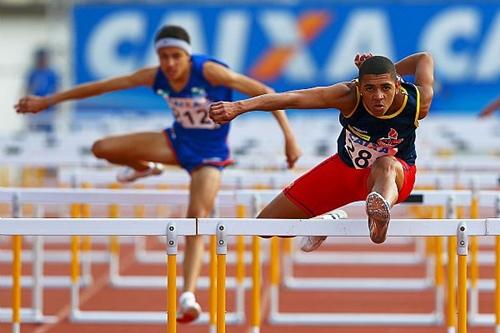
[366,192,391,244]
[116,162,164,183]
[300,210,348,252]
[176,291,201,324]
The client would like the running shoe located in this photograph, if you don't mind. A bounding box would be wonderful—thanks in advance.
[300,210,348,252]
[116,162,164,183]
[176,292,201,324]
[366,192,391,244]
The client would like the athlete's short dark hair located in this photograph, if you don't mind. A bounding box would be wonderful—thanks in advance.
[359,56,397,81]
[154,25,191,44]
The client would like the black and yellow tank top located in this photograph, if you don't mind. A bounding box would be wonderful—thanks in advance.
[337,81,420,169]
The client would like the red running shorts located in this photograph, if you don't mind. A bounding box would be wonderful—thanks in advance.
[283,154,416,217]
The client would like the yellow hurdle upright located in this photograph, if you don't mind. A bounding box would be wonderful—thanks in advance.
[216,224,227,333]
[166,224,178,333]
[251,236,261,333]
[457,222,468,333]
[209,235,217,332]
[12,235,22,333]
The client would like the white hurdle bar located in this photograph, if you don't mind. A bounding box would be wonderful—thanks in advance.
[2,217,495,333]
[284,190,500,289]
[197,218,493,332]
[1,218,196,333]
[0,188,255,326]
[2,188,500,327]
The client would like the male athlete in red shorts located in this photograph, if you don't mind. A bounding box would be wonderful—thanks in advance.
[210,52,434,248]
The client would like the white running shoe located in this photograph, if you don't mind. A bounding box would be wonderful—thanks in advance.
[300,210,348,252]
[176,292,201,324]
[366,192,391,244]
[116,162,164,183]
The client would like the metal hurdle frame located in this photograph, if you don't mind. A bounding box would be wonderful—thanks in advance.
[2,217,486,333]
[1,218,196,333]
[197,217,486,333]
[60,168,279,271]
[0,188,250,326]
[278,190,500,329]
[283,190,467,286]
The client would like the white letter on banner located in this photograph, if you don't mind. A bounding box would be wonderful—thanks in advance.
[476,12,500,81]
[258,11,317,82]
[420,7,479,81]
[214,11,250,73]
[87,11,145,78]
[325,10,394,81]
[144,12,206,67]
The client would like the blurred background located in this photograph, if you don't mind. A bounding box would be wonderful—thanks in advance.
[0,2,499,333]
[1,0,499,131]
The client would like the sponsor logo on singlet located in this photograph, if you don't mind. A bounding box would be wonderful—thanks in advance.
[344,128,399,169]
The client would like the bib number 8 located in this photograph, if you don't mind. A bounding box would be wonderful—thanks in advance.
[354,150,372,168]
[345,138,373,169]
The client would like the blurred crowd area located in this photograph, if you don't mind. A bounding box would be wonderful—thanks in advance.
[0,0,498,149]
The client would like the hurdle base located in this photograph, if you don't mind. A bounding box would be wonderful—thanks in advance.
[269,312,443,326]
[469,313,495,326]
[110,274,251,290]
[284,277,433,291]
[70,309,244,324]
[0,308,57,324]
[0,275,92,288]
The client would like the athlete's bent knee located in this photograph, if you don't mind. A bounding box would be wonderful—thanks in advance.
[91,139,110,159]
[371,156,399,176]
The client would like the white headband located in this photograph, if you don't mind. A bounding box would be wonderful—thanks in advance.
[155,37,192,55]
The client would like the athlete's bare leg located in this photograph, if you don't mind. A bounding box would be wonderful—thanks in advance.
[258,192,346,252]
[257,192,312,219]
[182,166,222,293]
[366,156,405,207]
[91,131,178,170]
[365,156,405,243]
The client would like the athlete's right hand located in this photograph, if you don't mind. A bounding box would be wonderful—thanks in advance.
[15,95,50,114]
[209,101,242,124]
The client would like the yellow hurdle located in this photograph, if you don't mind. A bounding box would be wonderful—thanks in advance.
[80,182,92,253]
[251,236,261,332]
[108,183,121,255]
[457,222,468,333]
[434,205,445,319]
[70,203,81,285]
[216,224,227,333]
[270,237,280,287]
[209,235,217,330]
[495,237,500,330]
[167,255,176,333]
[447,236,457,331]
[458,254,468,333]
[469,194,480,290]
[236,204,246,286]
[12,235,22,332]
[166,224,177,333]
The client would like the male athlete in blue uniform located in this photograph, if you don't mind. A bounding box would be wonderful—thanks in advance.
[210,52,434,248]
[15,25,302,323]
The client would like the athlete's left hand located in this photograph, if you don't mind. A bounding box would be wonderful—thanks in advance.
[209,101,242,124]
[285,137,302,169]
[354,53,373,69]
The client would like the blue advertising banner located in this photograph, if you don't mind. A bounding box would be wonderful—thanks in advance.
[72,3,499,113]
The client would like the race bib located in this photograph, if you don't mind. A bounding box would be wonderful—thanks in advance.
[167,96,218,129]
[344,129,398,169]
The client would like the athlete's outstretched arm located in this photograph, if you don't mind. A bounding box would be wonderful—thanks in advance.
[208,65,355,124]
[15,67,157,114]
[395,52,434,119]
[478,98,500,118]
[204,61,303,168]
